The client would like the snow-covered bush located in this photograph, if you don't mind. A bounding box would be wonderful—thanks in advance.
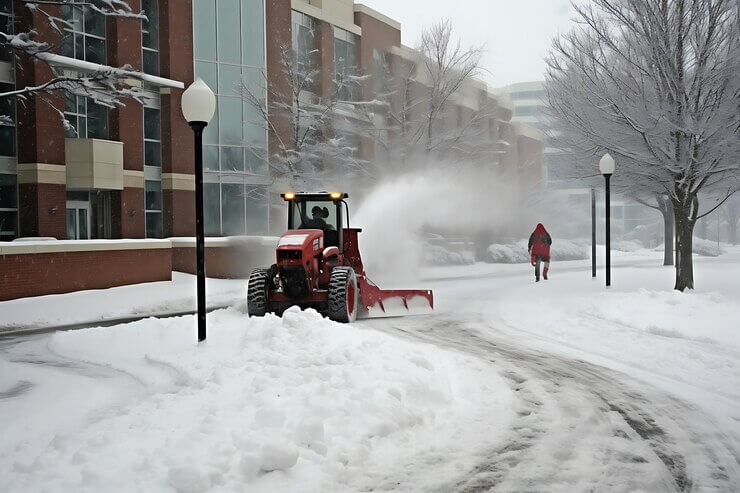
[691,237,724,257]
[612,240,645,252]
[423,244,475,266]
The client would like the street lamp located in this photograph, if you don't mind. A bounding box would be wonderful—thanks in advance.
[599,153,616,287]
[181,78,216,342]
[591,188,596,278]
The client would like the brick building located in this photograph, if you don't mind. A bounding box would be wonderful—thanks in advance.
[0,0,542,300]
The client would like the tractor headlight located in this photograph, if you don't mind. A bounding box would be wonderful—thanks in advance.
[283,192,295,200]
[329,192,342,200]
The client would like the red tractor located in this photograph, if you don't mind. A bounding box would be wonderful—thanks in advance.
[247,192,434,323]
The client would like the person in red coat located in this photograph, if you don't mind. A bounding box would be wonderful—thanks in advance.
[528,223,552,282]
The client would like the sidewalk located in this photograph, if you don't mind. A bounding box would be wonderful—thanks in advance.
[0,272,247,333]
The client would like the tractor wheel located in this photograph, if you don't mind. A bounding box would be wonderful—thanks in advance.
[247,269,270,317]
[327,267,358,323]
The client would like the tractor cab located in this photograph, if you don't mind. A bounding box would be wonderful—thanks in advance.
[282,192,348,249]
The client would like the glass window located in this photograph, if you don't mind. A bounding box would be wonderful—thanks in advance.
[64,94,108,139]
[0,1,13,63]
[219,96,242,144]
[241,0,264,67]
[193,0,217,60]
[334,27,358,100]
[144,107,161,167]
[220,146,244,172]
[218,64,242,95]
[0,82,15,156]
[204,182,221,235]
[141,0,159,50]
[217,0,241,64]
[145,180,162,211]
[0,210,17,241]
[204,145,219,171]
[61,4,106,63]
[146,212,162,238]
[245,185,268,234]
[195,61,218,92]
[292,10,316,69]
[221,183,245,235]
[0,173,16,208]
[145,179,162,238]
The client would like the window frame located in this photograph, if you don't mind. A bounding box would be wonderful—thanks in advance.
[61,2,107,64]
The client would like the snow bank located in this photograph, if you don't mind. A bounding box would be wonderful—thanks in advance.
[486,239,588,263]
[2,308,513,492]
[0,272,246,331]
[691,237,725,257]
[423,244,475,266]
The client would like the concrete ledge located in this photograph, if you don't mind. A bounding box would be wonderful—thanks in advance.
[1,239,172,255]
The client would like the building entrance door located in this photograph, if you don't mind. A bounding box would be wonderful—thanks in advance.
[66,200,91,240]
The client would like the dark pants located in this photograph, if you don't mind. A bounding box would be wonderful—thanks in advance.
[532,255,550,279]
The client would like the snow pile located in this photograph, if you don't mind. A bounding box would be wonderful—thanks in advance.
[612,239,645,252]
[691,237,724,257]
[2,308,513,492]
[486,239,588,263]
[423,244,475,266]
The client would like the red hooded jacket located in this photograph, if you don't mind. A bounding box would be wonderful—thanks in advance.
[528,224,552,257]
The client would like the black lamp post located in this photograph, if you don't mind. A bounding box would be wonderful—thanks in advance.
[181,78,216,342]
[599,153,615,287]
[591,188,596,278]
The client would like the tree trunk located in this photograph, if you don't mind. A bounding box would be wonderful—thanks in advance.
[657,195,674,266]
[673,203,696,291]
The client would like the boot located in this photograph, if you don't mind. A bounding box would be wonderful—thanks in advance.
[543,267,549,280]
[536,276,540,282]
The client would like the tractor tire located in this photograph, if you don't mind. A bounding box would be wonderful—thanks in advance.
[327,266,358,323]
[247,269,270,317]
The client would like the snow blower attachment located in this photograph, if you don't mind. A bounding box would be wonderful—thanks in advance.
[247,192,434,323]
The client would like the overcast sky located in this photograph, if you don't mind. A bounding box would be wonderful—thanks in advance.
[360,0,578,89]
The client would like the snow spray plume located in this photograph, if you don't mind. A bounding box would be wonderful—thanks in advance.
[353,162,519,286]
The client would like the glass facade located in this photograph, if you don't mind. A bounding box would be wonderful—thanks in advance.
[334,27,358,100]
[193,0,268,236]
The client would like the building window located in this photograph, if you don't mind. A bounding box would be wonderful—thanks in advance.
[144,107,161,167]
[64,94,108,139]
[0,173,17,241]
[291,10,316,70]
[0,0,13,63]
[513,106,539,117]
[334,27,358,100]
[141,0,159,75]
[61,2,106,64]
[0,82,15,156]
[145,180,162,238]
[510,90,545,101]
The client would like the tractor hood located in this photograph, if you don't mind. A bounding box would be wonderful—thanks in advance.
[277,230,324,253]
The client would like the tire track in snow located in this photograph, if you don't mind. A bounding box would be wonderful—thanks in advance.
[362,314,739,492]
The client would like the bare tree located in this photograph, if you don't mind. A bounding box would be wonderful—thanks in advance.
[240,44,374,191]
[365,20,496,172]
[0,0,150,127]
[547,0,740,291]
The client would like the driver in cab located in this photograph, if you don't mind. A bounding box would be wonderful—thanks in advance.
[301,206,334,230]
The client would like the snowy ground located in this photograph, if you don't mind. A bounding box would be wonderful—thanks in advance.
[1,247,739,491]
[0,272,247,332]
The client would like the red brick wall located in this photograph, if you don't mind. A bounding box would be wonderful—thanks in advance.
[172,247,243,279]
[0,248,172,301]
[18,183,67,239]
[266,0,294,155]
[163,189,195,237]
